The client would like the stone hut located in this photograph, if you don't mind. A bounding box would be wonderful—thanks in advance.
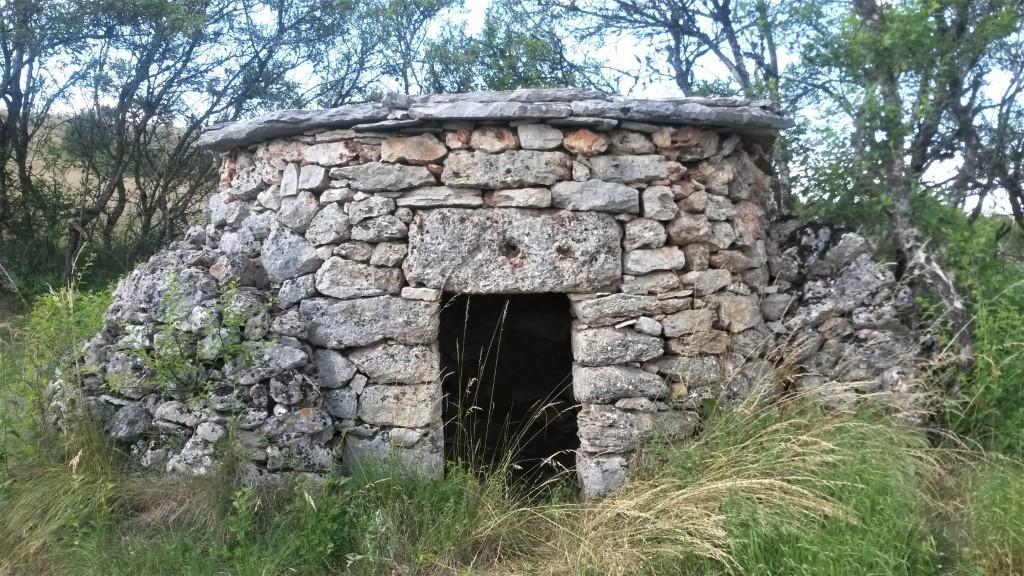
[64,89,920,497]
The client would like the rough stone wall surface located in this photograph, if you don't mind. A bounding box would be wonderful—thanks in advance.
[53,89,920,496]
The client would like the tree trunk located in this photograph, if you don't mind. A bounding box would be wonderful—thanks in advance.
[854,0,975,373]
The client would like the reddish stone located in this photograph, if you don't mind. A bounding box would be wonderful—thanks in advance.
[562,129,609,156]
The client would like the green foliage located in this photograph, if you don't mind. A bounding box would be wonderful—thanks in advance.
[422,0,583,93]
[132,277,266,400]
[0,285,112,461]
[909,201,1024,456]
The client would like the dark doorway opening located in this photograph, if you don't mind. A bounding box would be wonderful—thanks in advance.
[440,293,577,480]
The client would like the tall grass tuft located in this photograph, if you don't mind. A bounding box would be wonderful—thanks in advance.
[495,385,945,576]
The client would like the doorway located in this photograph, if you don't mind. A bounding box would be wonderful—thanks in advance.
[439,293,577,480]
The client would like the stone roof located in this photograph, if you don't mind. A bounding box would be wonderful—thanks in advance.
[197,88,792,151]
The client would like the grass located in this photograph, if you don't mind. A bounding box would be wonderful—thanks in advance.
[2,286,1024,575]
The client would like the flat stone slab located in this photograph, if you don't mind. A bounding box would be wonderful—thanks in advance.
[300,296,439,348]
[404,208,621,293]
[441,150,570,189]
[198,104,389,150]
[198,90,789,150]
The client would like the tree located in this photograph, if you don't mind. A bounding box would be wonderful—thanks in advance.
[793,0,1023,366]
[422,0,601,93]
[532,0,795,206]
[0,0,99,239]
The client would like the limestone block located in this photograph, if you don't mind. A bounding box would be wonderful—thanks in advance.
[314,257,403,300]
[704,194,736,221]
[313,349,357,388]
[441,150,570,188]
[716,293,762,333]
[347,196,395,224]
[358,383,441,428]
[401,287,441,301]
[329,163,436,192]
[407,101,572,121]
[320,186,354,203]
[573,365,667,402]
[577,451,629,498]
[666,212,712,245]
[333,241,373,262]
[608,130,655,154]
[635,316,663,336]
[404,208,621,293]
[380,134,447,164]
[623,218,666,251]
[677,189,708,212]
[621,272,682,294]
[257,184,281,211]
[643,355,722,386]
[680,269,732,296]
[323,387,357,419]
[260,228,322,282]
[662,309,716,338]
[279,163,299,197]
[348,342,439,384]
[642,186,677,220]
[395,186,483,208]
[709,249,758,271]
[277,191,319,232]
[562,129,608,155]
[154,400,201,427]
[733,200,765,246]
[708,221,737,249]
[572,326,663,366]
[577,404,653,452]
[588,154,669,183]
[484,188,552,208]
[303,141,361,166]
[107,402,150,442]
[572,160,591,181]
[444,129,471,150]
[666,330,731,355]
[369,242,408,267]
[343,429,443,477]
[278,274,316,308]
[761,293,796,321]
[350,215,408,242]
[301,296,439,348]
[571,293,665,326]
[305,203,351,246]
[469,126,519,152]
[208,192,248,227]
[550,180,639,214]
[298,165,329,191]
[516,124,563,150]
[652,127,719,161]
[623,247,686,275]
[682,244,710,271]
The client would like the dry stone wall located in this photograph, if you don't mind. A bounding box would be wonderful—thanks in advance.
[54,89,921,496]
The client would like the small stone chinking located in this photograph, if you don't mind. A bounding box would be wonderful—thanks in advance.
[48,89,923,496]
